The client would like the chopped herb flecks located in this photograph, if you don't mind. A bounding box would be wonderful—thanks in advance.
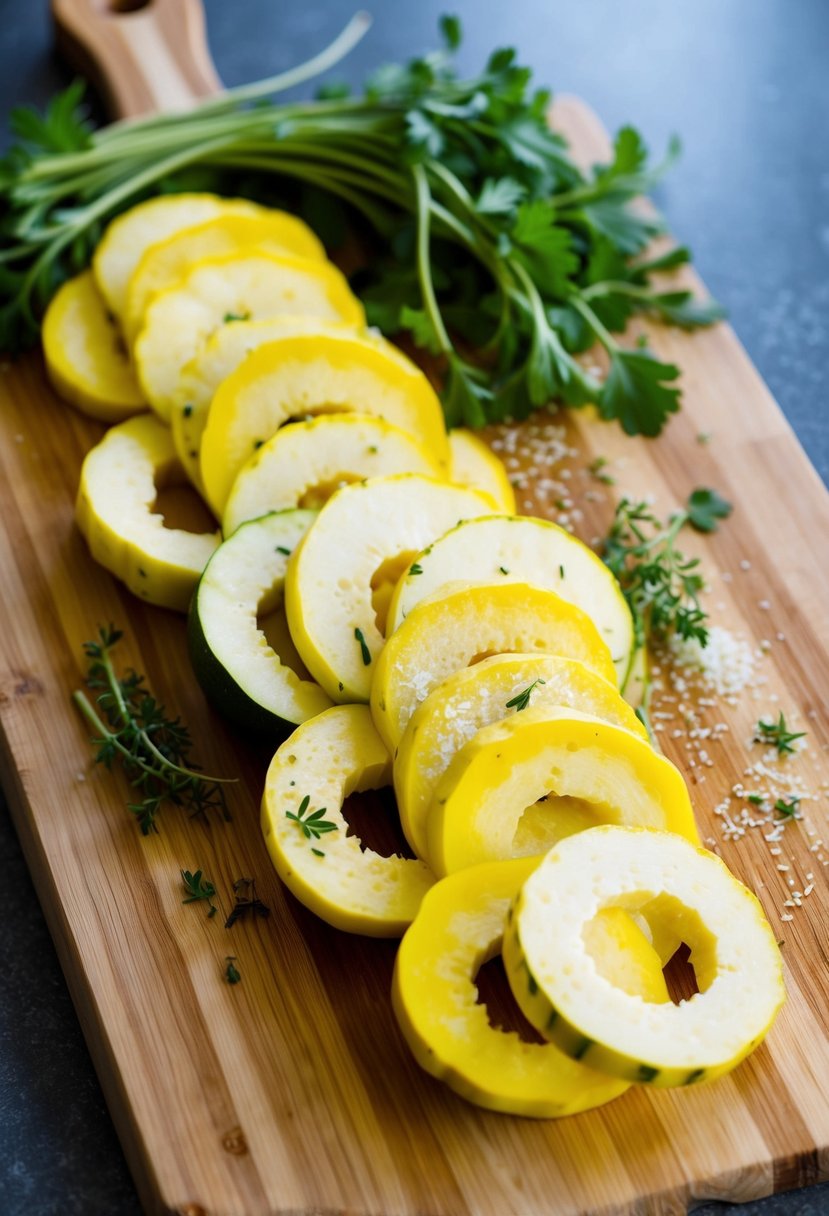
[506,678,546,712]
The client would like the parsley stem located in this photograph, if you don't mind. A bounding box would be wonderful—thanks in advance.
[570,295,618,354]
[412,163,453,355]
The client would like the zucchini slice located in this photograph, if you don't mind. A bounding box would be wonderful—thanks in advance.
[394,653,646,861]
[503,825,785,1086]
[393,857,668,1117]
[76,415,219,611]
[261,705,434,936]
[370,581,617,754]
[427,706,699,876]
[188,510,331,733]
[388,515,634,687]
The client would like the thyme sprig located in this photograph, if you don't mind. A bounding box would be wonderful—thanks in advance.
[505,678,546,712]
[754,713,806,758]
[181,869,218,918]
[224,877,272,928]
[72,624,234,835]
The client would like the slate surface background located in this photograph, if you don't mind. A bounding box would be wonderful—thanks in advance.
[0,1,827,1213]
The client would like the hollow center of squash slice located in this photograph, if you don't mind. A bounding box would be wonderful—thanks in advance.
[257,604,314,683]
[512,795,602,856]
[474,956,546,1044]
[297,473,363,510]
[370,551,419,636]
[152,483,216,534]
[340,787,417,859]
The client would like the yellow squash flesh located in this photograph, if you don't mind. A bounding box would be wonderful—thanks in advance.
[42,271,145,422]
[448,429,516,512]
[370,581,617,754]
[222,413,444,536]
[123,211,326,345]
[134,252,364,421]
[395,653,646,861]
[393,856,669,1117]
[285,476,496,703]
[427,706,700,876]
[503,826,785,1087]
[261,705,434,936]
[75,415,219,611]
[199,332,450,515]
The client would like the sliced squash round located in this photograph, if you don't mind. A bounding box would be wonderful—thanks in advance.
[388,515,634,686]
[448,429,516,513]
[134,252,364,421]
[171,317,355,494]
[223,414,445,536]
[393,857,669,1117]
[370,581,617,754]
[503,826,785,1087]
[124,212,327,345]
[427,705,699,875]
[76,415,219,611]
[93,193,263,321]
[395,654,646,861]
[200,333,450,516]
[42,271,145,422]
[188,510,331,734]
[261,705,434,936]
[285,476,494,703]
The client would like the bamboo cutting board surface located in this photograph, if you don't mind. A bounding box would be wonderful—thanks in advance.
[3,6,829,1214]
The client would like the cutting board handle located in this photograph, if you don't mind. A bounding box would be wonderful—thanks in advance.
[51,0,222,119]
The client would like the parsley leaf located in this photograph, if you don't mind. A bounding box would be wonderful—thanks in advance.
[599,349,681,437]
[687,487,733,533]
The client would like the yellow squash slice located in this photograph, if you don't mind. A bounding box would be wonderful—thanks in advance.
[503,826,785,1087]
[76,415,219,611]
[42,271,145,422]
[388,515,634,686]
[285,476,495,703]
[199,332,450,515]
[428,706,699,876]
[93,192,263,321]
[123,212,327,344]
[261,705,434,936]
[448,429,516,512]
[188,510,332,733]
[393,857,669,1117]
[395,653,646,861]
[171,317,355,494]
[135,252,364,421]
[223,414,444,536]
[370,581,617,754]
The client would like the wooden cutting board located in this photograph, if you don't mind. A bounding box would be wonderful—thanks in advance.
[2,2,828,1213]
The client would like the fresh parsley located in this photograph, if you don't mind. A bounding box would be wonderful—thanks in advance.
[181,869,218,918]
[72,625,234,834]
[0,16,721,435]
[224,956,242,985]
[505,678,546,712]
[754,713,806,758]
[284,794,339,851]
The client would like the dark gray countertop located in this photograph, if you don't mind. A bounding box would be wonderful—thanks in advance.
[1,2,827,1213]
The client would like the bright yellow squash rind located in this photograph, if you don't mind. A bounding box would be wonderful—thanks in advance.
[427,706,699,876]
[200,332,450,515]
[394,653,646,861]
[134,252,365,421]
[448,429,516,512]
[42,271,145,422]
[370,581,617,754]
[392,856,668,1117]
[503,826,785,1087]
[285,476,496,704]
[261,705,433,936]
[75,415,219,611]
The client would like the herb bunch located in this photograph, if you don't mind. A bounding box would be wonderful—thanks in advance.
[73,625,233,834]
[1,15,722,434]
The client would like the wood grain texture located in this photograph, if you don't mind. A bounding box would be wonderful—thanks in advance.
[2,12,829,1212]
